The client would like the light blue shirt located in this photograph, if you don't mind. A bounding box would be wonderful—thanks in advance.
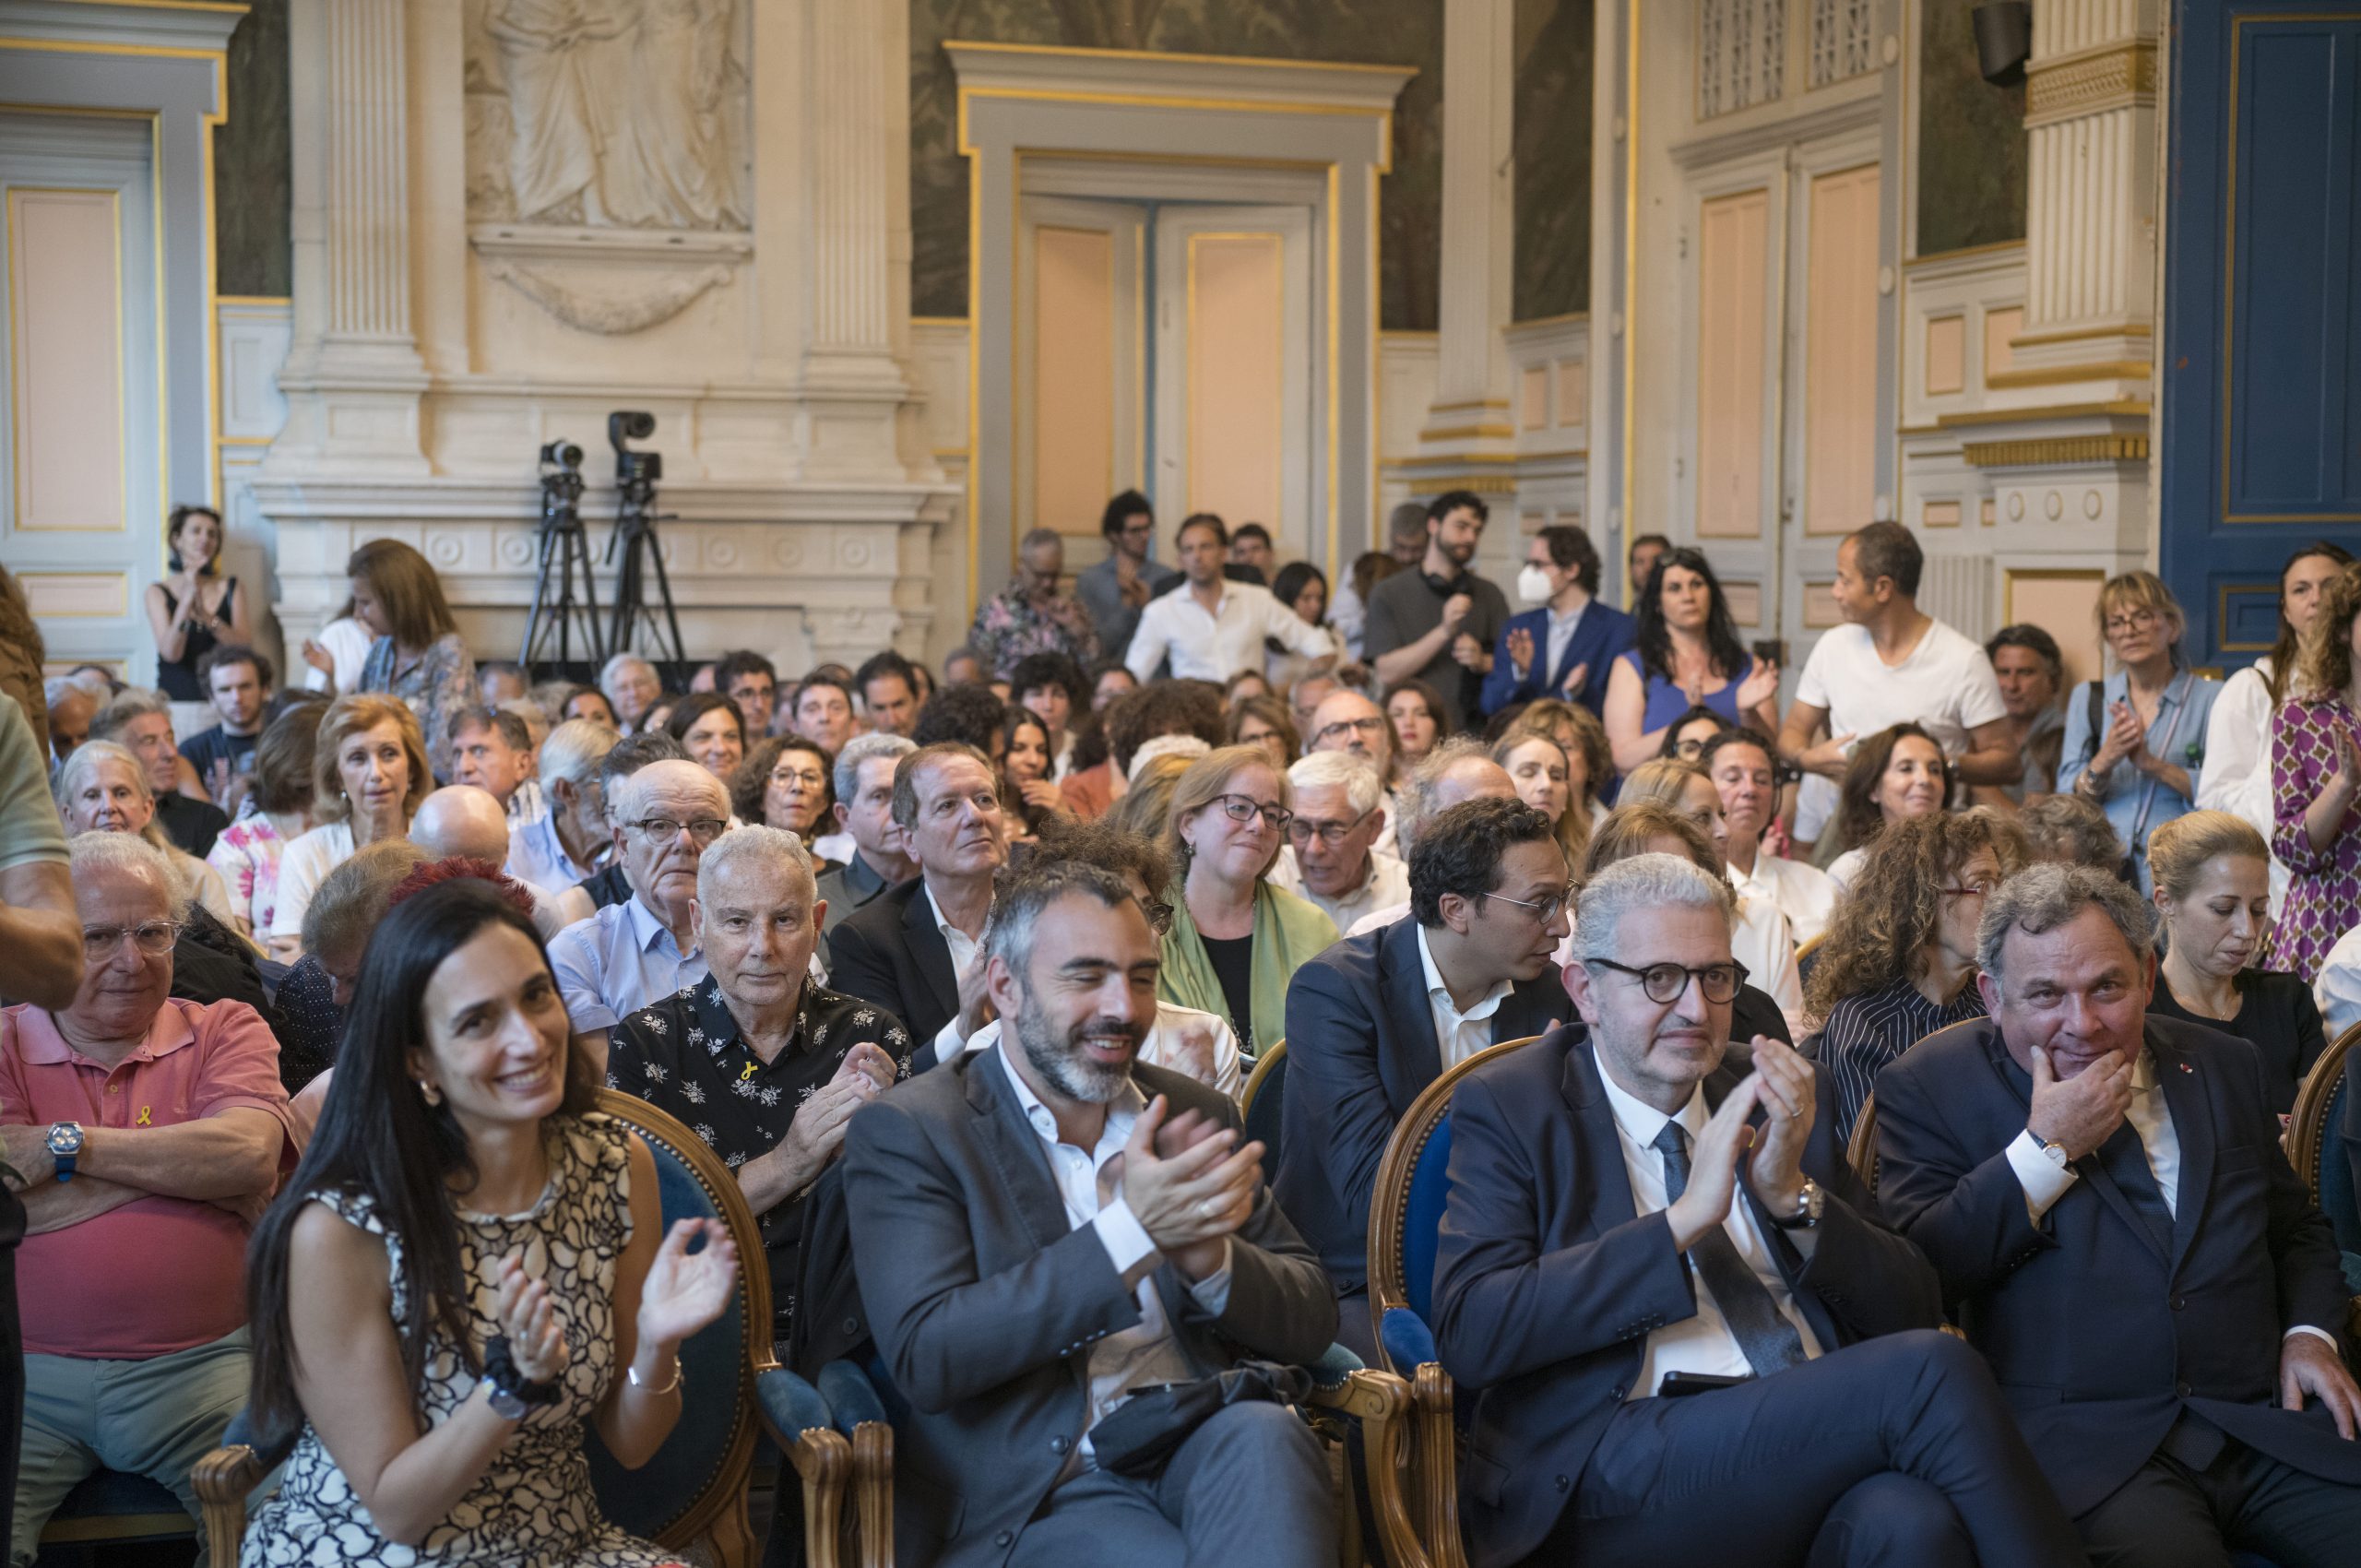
[504,809,607,892]
[2057,669,2224,893]
[548,893,705,1033]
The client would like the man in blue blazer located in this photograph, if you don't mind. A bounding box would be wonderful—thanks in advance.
[1480,524,1636,719]
[1275,798,1572,1357]
[1434,852,2082,1568]
[1877,862,2361,1565]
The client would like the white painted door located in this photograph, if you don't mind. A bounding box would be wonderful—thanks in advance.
[1016,194,1147,569]
[1152,204,1314,564]
[0,111,160,679]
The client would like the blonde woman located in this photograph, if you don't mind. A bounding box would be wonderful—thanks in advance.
[1491,730,1594,867]
[269,694,433,960]
[53,740,239,930]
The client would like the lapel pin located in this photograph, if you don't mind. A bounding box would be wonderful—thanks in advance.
[2178,1062,2194,1074]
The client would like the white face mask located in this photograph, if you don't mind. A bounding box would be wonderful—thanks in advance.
[1515,564,1555,608]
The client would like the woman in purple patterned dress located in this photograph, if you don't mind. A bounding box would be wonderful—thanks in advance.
[2265,564,2361,980]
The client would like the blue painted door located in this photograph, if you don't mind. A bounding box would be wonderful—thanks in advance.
[2161,3,2361,669]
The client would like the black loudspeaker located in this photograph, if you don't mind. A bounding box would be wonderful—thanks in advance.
[1973,2,2034,88]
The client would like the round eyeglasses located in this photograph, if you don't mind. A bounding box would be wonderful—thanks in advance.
[1589,957,1750,1005]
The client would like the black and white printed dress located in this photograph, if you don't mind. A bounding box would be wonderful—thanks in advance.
[241,1113,675,1568]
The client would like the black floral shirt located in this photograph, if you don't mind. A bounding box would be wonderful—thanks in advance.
[606,976,911,1354]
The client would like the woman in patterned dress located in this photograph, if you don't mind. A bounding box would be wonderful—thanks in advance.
[2266,564,2361,980]
[241,878,740,1567]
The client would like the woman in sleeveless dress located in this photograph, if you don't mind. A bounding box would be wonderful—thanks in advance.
[241,878,739,1567]
[144,505,254,703]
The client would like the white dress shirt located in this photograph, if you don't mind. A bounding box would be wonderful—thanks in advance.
[1730,894,1806,1039]
[994,1048,1231,1460]
[1267,846,1411,938]
[1124,580,1337,683]
[2196,660,2292,915]
[925,881,987,1061]
[1596,1063,1826,1397]
[1728,853,1838,948]
[1414,925,1515,1071]
[1513,597,1588,693]
[2318,923,2361,1041]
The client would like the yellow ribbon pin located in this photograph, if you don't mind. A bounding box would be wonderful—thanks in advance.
[136,1106,152,1126]
[739,1061,758,1082]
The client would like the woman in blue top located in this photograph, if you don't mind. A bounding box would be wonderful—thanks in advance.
[2057,570,2223,894]
[1602,546,1781,773]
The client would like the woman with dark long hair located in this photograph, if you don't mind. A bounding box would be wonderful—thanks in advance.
[1825,722,1953,894]
[2264,563,2361,979]
[1601,546,1780,772]
[242,879,739,1564]
[662,691,746,782]
[1266,561,1333,689]
[1002,704,1068,839]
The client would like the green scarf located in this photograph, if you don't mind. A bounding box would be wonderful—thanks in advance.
[1158,880,1339,1054]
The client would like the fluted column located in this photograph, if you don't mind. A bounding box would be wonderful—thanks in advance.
[810,2,894,356]
[1425,0,1517,418]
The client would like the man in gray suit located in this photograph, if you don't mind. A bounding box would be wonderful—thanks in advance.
[841,858,1340,1568]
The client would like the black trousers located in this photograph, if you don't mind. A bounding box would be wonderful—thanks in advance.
[2080,1416,2361,1568]
[1528,1330,2085,1568]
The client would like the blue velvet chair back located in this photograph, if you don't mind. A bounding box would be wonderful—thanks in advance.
[1241,1039,1288,1182]
[2308,1067,2357,1251]
[1401,1112,1454,1324]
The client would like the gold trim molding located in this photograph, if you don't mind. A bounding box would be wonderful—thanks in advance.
[1406,475,1516,496]
[2025,41,2158,127]
[1963,434,2150,469]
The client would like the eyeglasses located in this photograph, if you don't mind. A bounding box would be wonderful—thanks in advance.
[624,816,729,845]
[1287,808,1376,848]
[1312,716,1389,746]
[82,921,182,959]
[2103,608,2161,636]
[1589,956,1750,1004]
[769,767,826,790]
[1206,793,1294,831]
[1478,882,1578,924]
[1142,897,1176,936]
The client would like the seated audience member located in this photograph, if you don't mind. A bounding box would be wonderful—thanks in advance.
[445,703,542,822]
[505,717,619,894]
[1344,736,1522,935]
[1125,514,1340,685]
[1435,852,2077,1568]
[572,733,691,911]
[828,742,1010,1063]
[1384,679,1446,769]
[0,694,80,1011]
[1307,687,1400,802]
[2020,791,2129,872]
[476,659,528,706]
[90,688,229,858]
[2319,921,2361,1039]
[54,739,240,931]
[665,690,746,786]
[1287,670,1340,744]
[855,649,922,740]
[1159,745,1339,1058]
[788,672,859,756]
[714,648,778,737]
[180,644,272,793]
[208,702,325,940]
[1825,722,1954,893]
[599,651,664,733]
[1060,680,1225,822]
[42,676,95,768]
[559,680,622,730]
[1603,546,1781,773]
[732,735,837,851]
[688,662,718,694]
[333,539,478,771]
[1090,659,1136,713]
[1805,810,2028,1143]
[971,527,1101,679]
[241,878,740,1565]
[547,757,729,1057]
[813,732,917,932]
[1002,706,1066,840]
[410,785,593,937]
[1658,704,1733,764]
[840,859,1339,1567]
[914,681,1012,761]
[1103,752,1196,845]
[1987,624,2070,802]
[1878,864,2361,1564]
[940,646,985,689]
[1484,524,1634,719]
[1279,797,1572,1354]
[1705,729,1837,945]
[608,825,907,1358]
[1230,518,1277,582]
[1227,693,1301,771]
[1009,651,1086,775]
[281,839,433,1124]
[1365,492,1509,733]
[1493,729,1595,867]
[1268,751,1407,932]
[2144,811,2329,1112]
[1619,757,1805,1034]
[270,694,433,960]
[4,832,292,1561]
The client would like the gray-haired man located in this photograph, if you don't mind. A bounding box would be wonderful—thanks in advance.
[813,731,917,933]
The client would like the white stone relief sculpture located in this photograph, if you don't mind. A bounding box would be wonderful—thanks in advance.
[481,255,735,333]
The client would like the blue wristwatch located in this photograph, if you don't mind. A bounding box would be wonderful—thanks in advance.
[46,1122,85,1182]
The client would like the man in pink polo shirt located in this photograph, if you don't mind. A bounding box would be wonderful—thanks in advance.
[1,832,291,1565]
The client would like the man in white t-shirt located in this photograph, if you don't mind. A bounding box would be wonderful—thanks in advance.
[1778,523,2015,849]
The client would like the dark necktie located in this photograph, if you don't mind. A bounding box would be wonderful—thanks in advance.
[2093,1118,2175,1256]
[1653,1121,1810,1378]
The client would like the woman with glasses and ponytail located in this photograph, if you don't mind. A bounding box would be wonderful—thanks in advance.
[1157,744,1338,1059]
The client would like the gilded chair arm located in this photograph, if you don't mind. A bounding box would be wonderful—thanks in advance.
[755,1368,851,1568]
[817,1361,896,1568]
[193,1444,267,1566]
[1301,1362,1438,1568]
[1407,1362,1466,1568]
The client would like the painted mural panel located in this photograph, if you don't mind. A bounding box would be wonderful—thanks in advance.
[1513,0,1592,322]
[1915,0,2026,256]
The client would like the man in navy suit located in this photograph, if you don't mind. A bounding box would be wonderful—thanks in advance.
[1480,524,1635,719]
[1877,862,2361,1565]
[1275,797,1572,1357]
[1434,853,2083,1568]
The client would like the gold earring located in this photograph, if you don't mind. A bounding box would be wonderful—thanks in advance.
[416,1079,443,1107]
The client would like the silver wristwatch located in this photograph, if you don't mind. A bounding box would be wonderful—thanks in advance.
[1769,1177,1824,1230]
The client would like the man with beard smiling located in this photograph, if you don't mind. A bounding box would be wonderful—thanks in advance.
[840,858,1337,1568]
[1363,490,1509,732]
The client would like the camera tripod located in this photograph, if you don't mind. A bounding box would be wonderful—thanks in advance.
[604,411,687,678]
[519,442,606,677]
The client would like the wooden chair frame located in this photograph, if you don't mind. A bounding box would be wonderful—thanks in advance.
[194,1091,854,1568]
[1241,1037,1288,1116]
[2286,1021,2361,1354]
[1845,1093,1880,1194]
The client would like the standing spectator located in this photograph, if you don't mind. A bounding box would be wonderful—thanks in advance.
[1227,694,1300,772]
[1703,729,1836,946]
[599,653,663,732]
[1825,723,1954,894]
[968,528,1100,680]
[2145,811,2329,1112]
[504,718,618,893]
[1987,624,2070,802]
[1493,728,1597,868]
[2266,563,2361,979]
[297,597,373,699]
[1124,515,1338,684]
[1266,562,1332,689]
[446,703,543,822]
[206,702,325,939]
[1327,505,1428,663]
[1384,680,1446,769]
[1779,523,2014,849]
[1268,751,1406,933]
[42,677,92,770]
[3,832,289,1562]
[269,694,433,959]
[1604,546,1780,773]
[813,732,917,932]
[315,540,477,779]
[2201,541,2355,915]
[940,646,985,689]
[1009,651,1086,776]
[179,645,273,797]
[788,671,859,756]
[0,566,49,762]
[713,649,778,736]
[732,736,837,855]
[1484,524,1636,719]
[665,691,746,784]
[89,690,229,859]
[1626,530,1671,600]
[1229,520,1276,583]
[1364,491,1509,732]
[2058,571,2222,895]
[142,504,255,707]
[855,649,922,739]
[1074,489,1180,659]
[1157,745,1338,1057]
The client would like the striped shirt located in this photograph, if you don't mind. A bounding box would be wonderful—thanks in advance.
[1819,976,1987,1145]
